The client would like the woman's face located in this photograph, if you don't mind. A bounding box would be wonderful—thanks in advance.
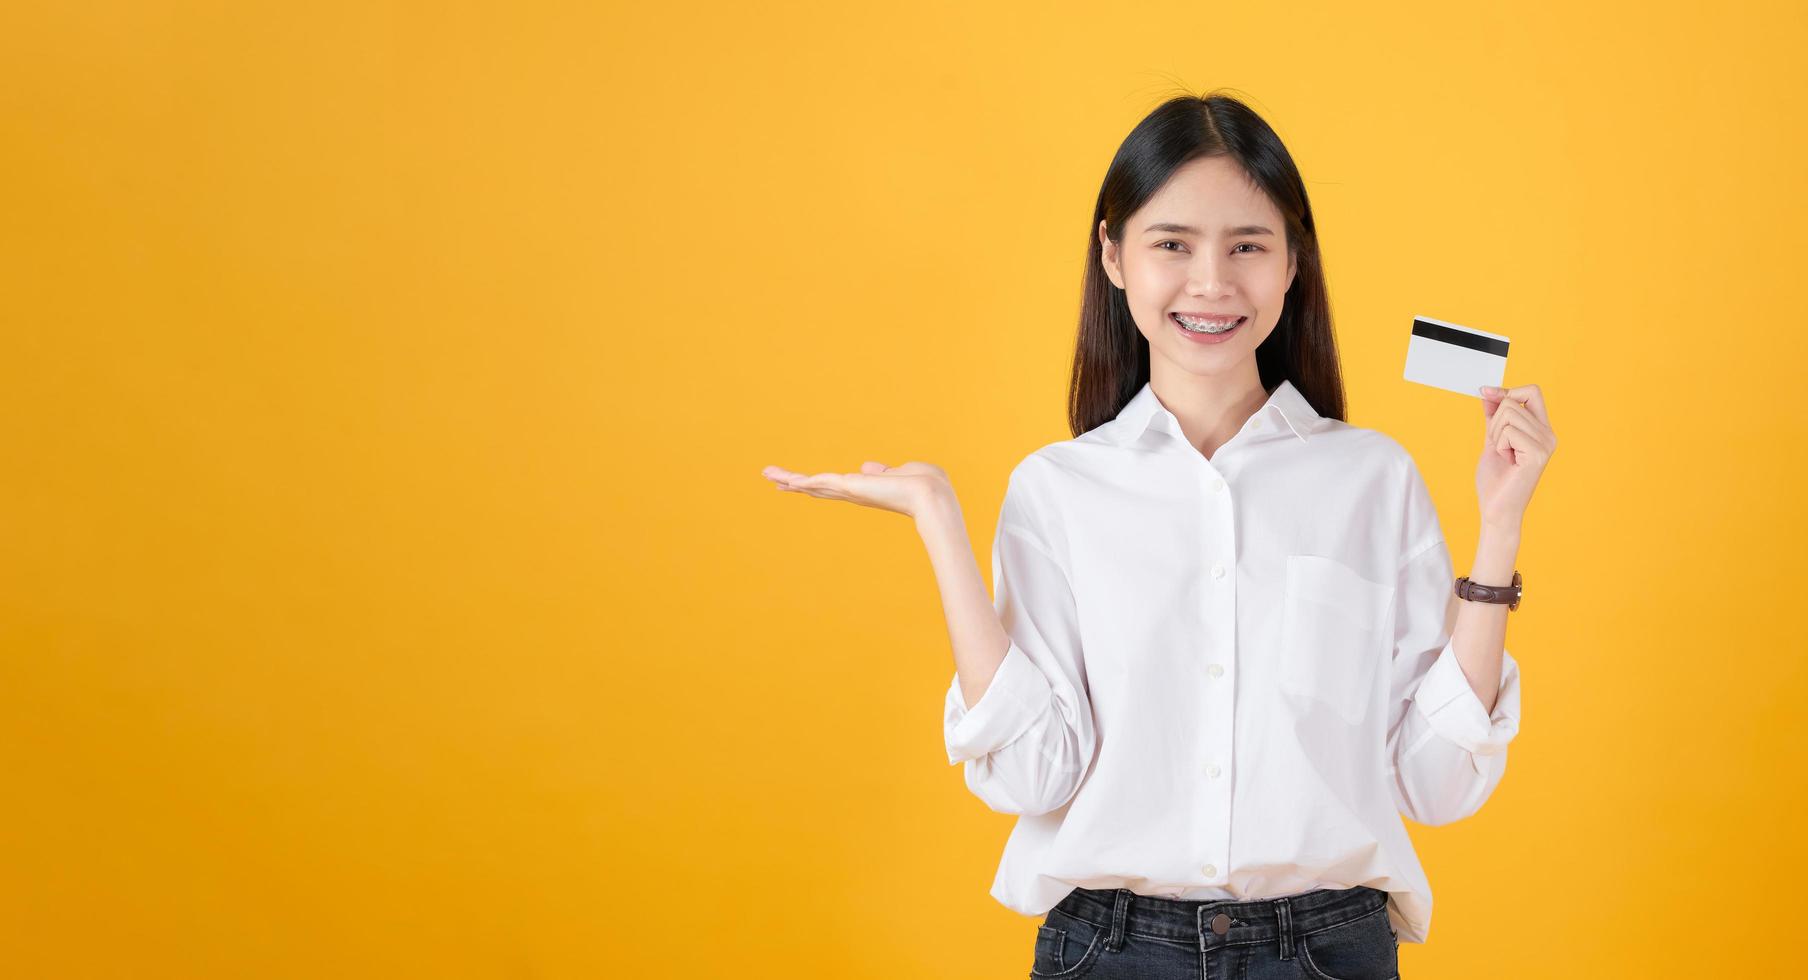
[1099,155,1297,380]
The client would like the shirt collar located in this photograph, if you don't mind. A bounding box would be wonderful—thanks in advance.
[1107,378,1322,446]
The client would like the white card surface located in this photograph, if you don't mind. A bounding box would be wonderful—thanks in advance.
[1403,316,1508,398]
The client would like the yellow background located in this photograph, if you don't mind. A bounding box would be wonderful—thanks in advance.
[4,1,1804,976]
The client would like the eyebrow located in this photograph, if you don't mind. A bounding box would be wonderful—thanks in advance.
[1143,222,1276,236]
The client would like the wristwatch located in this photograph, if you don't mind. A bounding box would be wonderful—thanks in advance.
[1454,570,1522,611]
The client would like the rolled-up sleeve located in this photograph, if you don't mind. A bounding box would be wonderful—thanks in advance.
[942,476,1096,817]
[1385,458,1522,827]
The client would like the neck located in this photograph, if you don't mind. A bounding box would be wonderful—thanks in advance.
[1149,364,1271,459]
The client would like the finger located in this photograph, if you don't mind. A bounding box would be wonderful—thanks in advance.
[1498,419,1549,464]
[1497,420,1526,461]
[1486,398,1544,451]
[772,473,819,494]
[1481,387,1524,414]
[1494,399,1553,451]
[800,471,880,503]
[790,472,847,497]
[1493,407,1524,457]
[860,461,889,474]
[1483,384,1550,428]
[1486,396,1515,449]
[1486,398,1518,448]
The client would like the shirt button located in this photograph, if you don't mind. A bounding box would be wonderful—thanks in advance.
[1202,864,1217,877]
[1207,664,1224,678]
[1211,478,1225,493]
[1211,564,1226,579]
[1205,763,1221,778]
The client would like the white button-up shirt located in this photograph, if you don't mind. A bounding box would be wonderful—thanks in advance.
[942,378,1521,944]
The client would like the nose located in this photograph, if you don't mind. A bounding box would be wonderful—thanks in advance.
[1186,253,1233,297]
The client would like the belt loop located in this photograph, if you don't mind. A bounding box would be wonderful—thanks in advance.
[1106,889,1132,952]
[1273,896,1294,960]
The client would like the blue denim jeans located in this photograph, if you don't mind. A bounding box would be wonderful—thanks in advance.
[1030,884,1400,980]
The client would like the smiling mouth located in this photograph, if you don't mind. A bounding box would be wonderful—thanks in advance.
[1171,313,1246,334]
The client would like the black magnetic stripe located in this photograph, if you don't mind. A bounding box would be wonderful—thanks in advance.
[1412,319,1509,357]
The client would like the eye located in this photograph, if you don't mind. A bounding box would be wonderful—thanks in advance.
[1154,241,1264,254]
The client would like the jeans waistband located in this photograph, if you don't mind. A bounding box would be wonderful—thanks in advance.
[1052,884,1391,955]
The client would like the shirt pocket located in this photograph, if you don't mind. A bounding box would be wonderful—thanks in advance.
[1279,554,1397,726]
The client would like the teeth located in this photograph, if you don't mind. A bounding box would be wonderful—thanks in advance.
[1175,314,1241,333]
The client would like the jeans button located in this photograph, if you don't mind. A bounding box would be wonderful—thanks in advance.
[1210,913,1231,935]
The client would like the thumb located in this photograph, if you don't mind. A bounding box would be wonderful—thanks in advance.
[860,461,890,474]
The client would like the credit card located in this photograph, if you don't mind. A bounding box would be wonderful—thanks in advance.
[1403,316,1509,398]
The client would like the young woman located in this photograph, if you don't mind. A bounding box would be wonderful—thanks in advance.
[763,91,1555,979]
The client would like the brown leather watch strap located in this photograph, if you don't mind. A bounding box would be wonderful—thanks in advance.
[1454,570,1522,611]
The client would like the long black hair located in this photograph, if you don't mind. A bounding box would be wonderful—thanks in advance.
[1069,90,1347,437]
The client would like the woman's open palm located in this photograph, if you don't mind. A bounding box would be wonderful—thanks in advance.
[762,461,952,520]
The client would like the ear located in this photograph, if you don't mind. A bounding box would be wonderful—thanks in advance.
[1285,248,1297,292]
[1098,219,1124,290]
